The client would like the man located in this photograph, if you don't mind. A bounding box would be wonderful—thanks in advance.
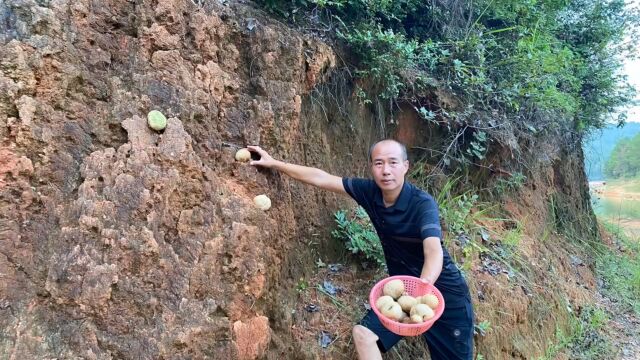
[248,140,474,360]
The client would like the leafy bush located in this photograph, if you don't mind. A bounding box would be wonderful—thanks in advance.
[332,207,385,267]
[257,0,638,136]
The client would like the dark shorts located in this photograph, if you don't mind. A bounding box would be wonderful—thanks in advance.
[359,300,474,360]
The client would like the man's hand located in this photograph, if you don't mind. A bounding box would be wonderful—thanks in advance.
[247,145,279,168]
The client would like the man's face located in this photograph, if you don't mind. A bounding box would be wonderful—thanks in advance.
[370,141,409,193]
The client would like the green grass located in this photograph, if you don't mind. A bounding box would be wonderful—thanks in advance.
[538,216,638,359]
[596,222,640,314]
[502,220,524,248]
[538,307,613,360]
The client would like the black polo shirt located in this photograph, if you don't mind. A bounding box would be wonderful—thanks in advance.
[343,177,471,307]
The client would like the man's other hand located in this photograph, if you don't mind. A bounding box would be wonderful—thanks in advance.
[247,145,278,168]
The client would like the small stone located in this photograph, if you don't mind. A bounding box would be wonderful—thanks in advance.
[304,304,319,313]
[147,110,167,131]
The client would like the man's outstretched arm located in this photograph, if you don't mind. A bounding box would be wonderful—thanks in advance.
[248,145,347,194]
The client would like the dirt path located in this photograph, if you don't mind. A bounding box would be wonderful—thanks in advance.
[597,288,640,359]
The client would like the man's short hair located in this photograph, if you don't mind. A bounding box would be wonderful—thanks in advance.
[369,140,408,162]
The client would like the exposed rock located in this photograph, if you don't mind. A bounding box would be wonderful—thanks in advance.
[233,316,271,360]
[0,0,348,358]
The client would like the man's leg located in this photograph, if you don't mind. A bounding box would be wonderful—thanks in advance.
[423,300,474,360]
[355,310,402,359]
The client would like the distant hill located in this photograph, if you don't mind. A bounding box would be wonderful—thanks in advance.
[583,122,640,181]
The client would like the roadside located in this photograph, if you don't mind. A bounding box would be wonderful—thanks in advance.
[597,293,640,359]
[594,224,640,360]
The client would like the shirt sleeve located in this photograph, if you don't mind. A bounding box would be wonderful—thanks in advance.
[342,177,374,207]
[418,196,442,239]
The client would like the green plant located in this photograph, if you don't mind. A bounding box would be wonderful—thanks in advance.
[474,320,491,336]
[502,220,524,249]
[296,277,309,293]
[539,306,612,360]
[464,130,488,161]
[337,26,426,100]
[332,207,385,267]
[566,307,612,359]
[355,86,372,105]
[494,172,527,195]
[436,179,479,236]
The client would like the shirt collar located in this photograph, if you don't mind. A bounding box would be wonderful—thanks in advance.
[374,181,412,211]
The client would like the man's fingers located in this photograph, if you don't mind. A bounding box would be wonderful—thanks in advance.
[247,146,270,167]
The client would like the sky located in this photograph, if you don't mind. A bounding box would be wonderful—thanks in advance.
[623,0,640,122]
[623,55,640,122]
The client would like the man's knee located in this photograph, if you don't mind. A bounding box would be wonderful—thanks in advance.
[352,325,379,345]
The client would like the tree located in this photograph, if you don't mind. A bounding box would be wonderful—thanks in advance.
[604,133,640,178]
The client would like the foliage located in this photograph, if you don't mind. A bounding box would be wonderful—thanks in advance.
[433,176,479,235]
[332,207,386,267]
[502,220,524,248]
[474,320,492,337]
[463,130,488,163]
[257,0,638,138]
[494,172,527,196]
[441,193,479,236]
[604,132,640,179]
[296,277,309,293]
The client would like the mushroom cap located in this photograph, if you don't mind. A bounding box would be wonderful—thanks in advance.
[253,194,271,211]
[235,148,251,162]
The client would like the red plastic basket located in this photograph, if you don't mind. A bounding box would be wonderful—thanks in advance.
[369,275,445,337]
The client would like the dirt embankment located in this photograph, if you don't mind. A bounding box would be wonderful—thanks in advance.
[0,0,607,359]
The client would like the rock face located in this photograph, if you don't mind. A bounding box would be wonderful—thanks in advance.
[0,0,365,358]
